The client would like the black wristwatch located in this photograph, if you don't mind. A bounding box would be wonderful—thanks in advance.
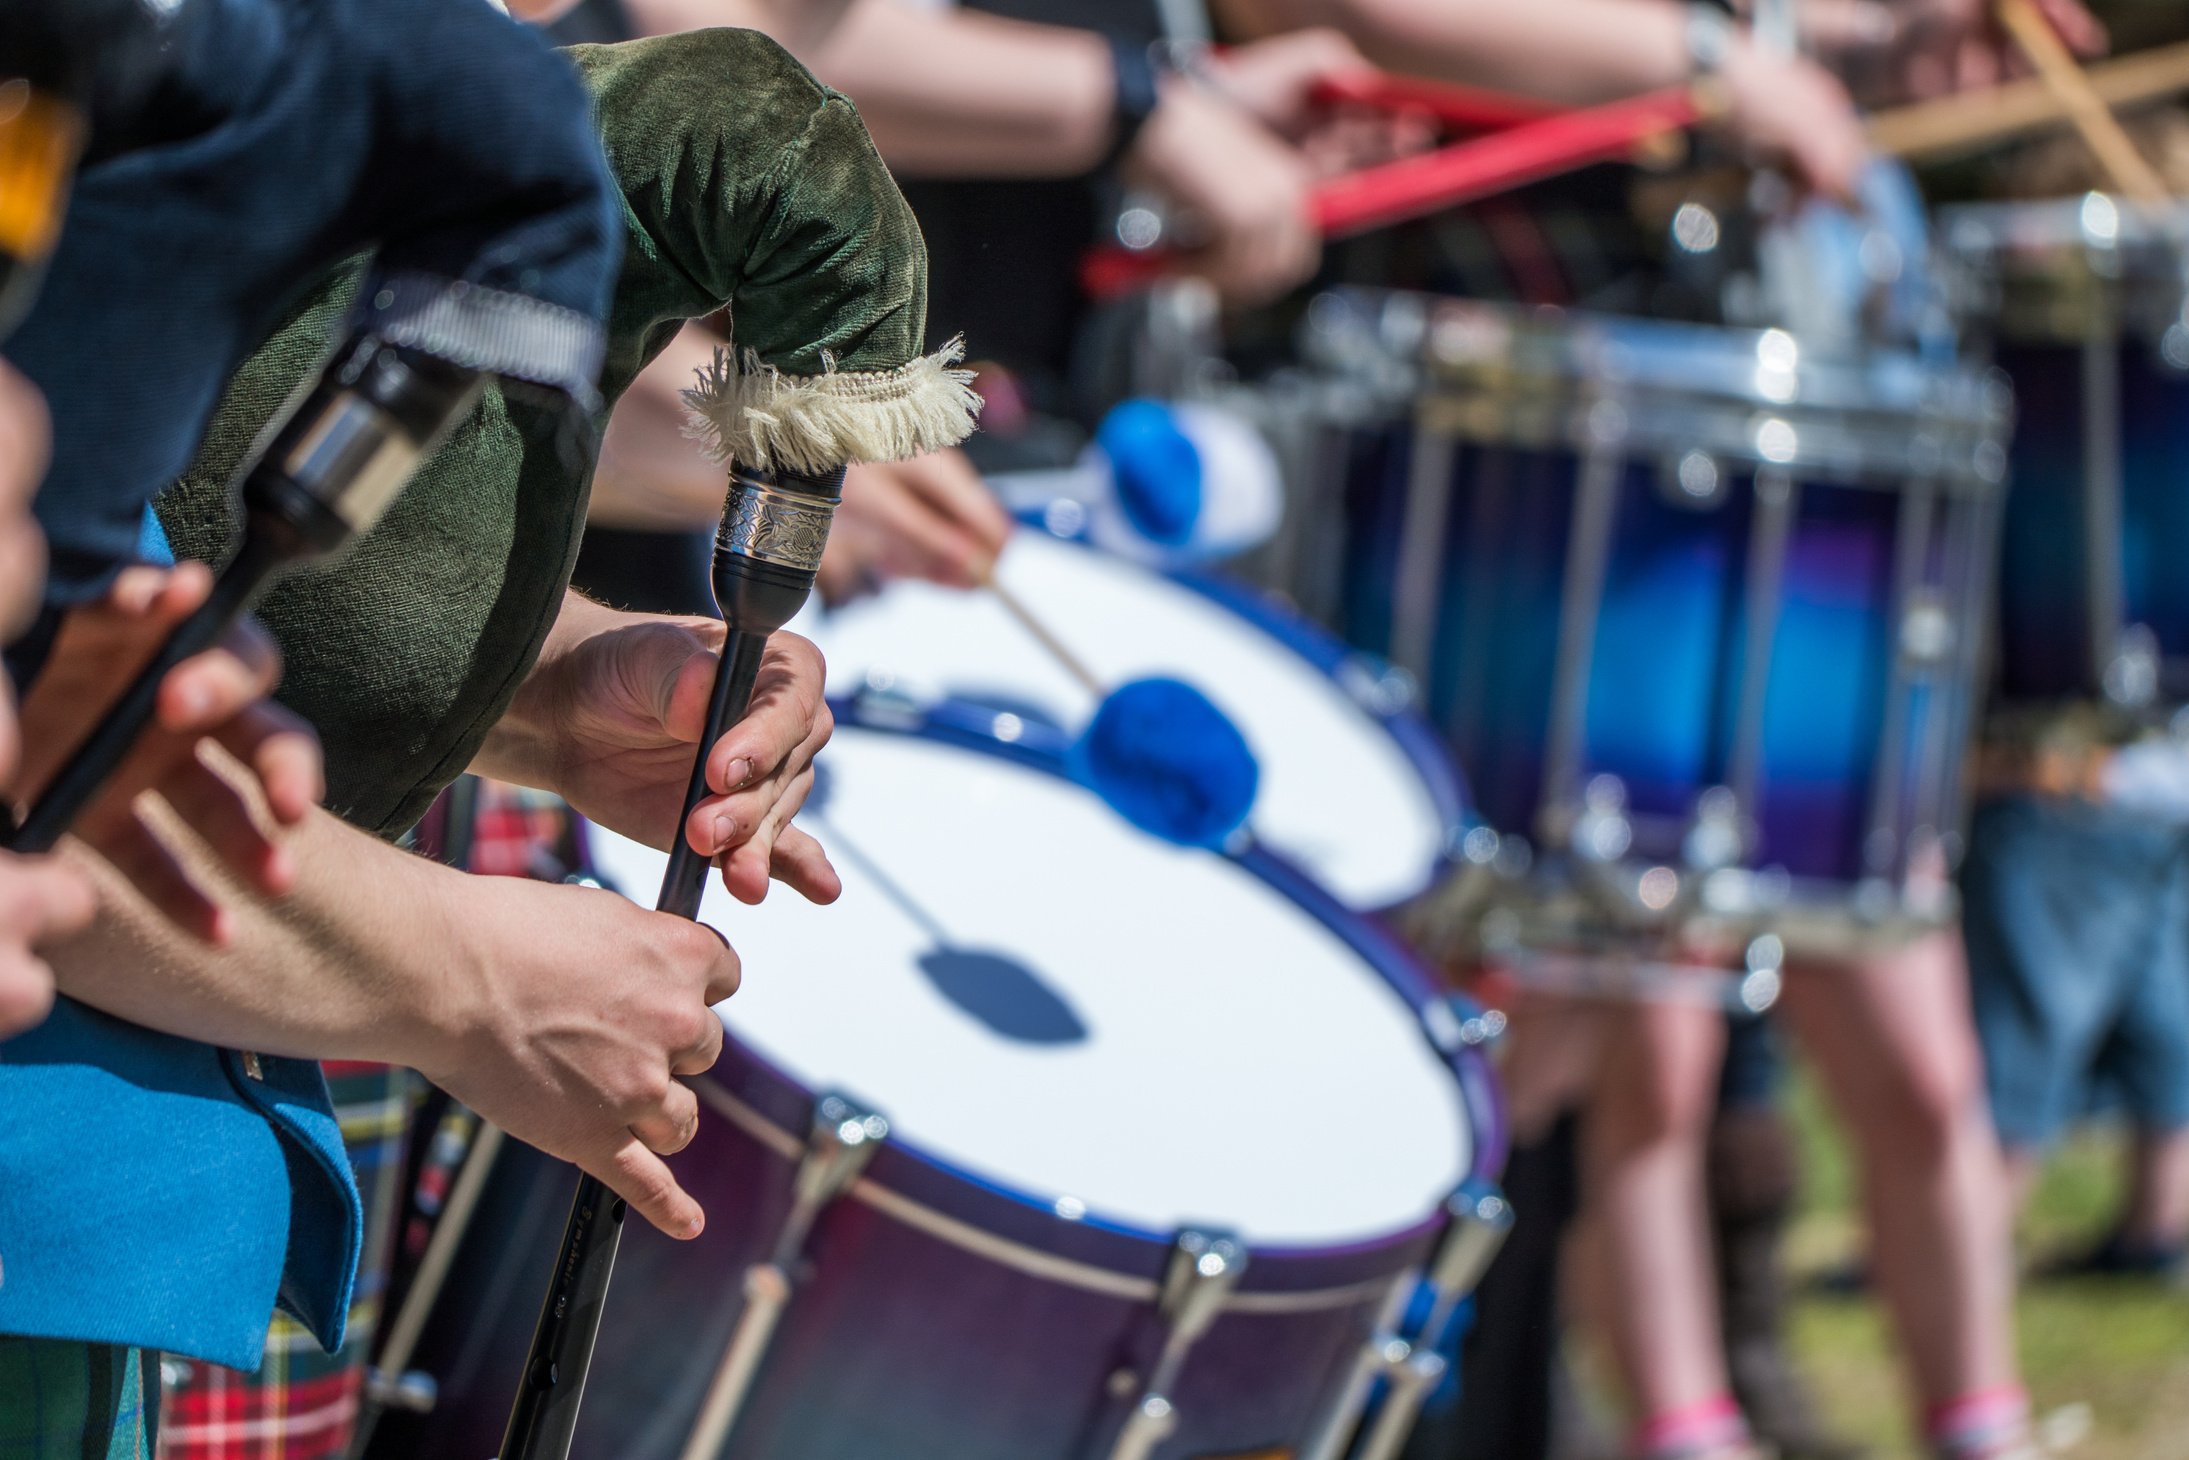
[1096,32,1164,176]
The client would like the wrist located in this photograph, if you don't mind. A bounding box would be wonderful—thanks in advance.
[1683,2,1738,78]
[1096,33,1164,177]
[1121,74,1202,192]
[473,589,617,786]
[382,858,510,1079]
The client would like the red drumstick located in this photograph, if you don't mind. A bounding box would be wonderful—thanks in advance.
[1306,70,1552,131]
[1081,84,1707,299]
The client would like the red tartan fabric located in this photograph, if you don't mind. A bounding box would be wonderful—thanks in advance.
[157,781,575,1460]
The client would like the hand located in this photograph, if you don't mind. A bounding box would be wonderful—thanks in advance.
[13,565,323,942]
[427,871,740,1238]
[1810,0,2105,101]
[1126,80,1320,304]
[505,605,839,905]
[0,361,51,647]
[0,850,94,1037]
[1202,28,1377,139]
[1714,39,1870,202]
[817,449,1014,605]
[1202,29,1430,178]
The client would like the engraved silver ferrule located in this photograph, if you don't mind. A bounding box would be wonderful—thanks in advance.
[715,466,843,574]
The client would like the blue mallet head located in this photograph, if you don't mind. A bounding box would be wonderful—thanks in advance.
[1097,398,1203,547]
[1069,676,1259,849]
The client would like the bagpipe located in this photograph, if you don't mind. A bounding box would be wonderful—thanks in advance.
[2,0,620,849]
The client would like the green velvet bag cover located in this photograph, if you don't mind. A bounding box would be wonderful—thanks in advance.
[157,30,976,838]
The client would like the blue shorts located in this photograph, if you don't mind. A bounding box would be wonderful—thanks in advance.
[1961,795,2189,1148]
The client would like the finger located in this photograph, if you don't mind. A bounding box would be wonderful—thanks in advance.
[705,637,827,795]
[593,1138,705,1239]
[215,705,325,826]
[682,917,744,1005]
[102,562,193,621]
[628,1078,703,1157]
[769,824,842,906]
[863,472,991,588]
[73,814,229,945]
[0,852,97,944]
[155,758,294,896]
[157,621,282,732]
[717,766,821,905]
[671,1007,726,1076]
[902,452,1013,560]
[0,513,46,643]
[0,950,57,1038]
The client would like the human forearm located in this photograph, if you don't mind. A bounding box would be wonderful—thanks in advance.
[1220,0,1691,103]
[620,0,856,53]
[586,324,734,533]
[803,3,1116,177]
[46,804,475,1066]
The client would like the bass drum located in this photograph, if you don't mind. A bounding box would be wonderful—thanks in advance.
[374,700,1508,1460]
[794,528,1468,915]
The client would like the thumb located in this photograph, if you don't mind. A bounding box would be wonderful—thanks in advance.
[624,622,720,745]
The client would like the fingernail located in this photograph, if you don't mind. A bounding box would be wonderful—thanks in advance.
[681,1214,704,1239]
[727,758,754,788]
[176,685,210,720]
[711,814,735,851]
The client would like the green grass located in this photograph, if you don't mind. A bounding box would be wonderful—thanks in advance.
[1785,1072,2189,1458]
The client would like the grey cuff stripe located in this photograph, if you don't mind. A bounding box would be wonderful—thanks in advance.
[356,271,605,406]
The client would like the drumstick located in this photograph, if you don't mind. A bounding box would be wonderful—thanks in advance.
[1080,85,1705,298]
[979,564,1106,696]
[1865,39,2189,161]
[1993,0,2171,203]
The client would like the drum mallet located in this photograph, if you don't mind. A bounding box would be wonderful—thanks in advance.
[1994,0,2171,205]
[4,337,482,853]
[978,562,1105,695]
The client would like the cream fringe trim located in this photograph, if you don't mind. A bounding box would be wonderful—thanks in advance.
[680,336,981,475]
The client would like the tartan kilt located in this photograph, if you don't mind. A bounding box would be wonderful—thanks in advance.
[155,1062,411,1460]
[0,1338,157,1460]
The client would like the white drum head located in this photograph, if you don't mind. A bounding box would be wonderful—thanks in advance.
[585,727,1470,1248]
[791,532,1449,909]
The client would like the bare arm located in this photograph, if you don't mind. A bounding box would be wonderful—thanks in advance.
[798,2,1116,177]
[586,324,731,533]
[622,0,856,51]
[1217,0,1694,103]
[1217,0,1867,197]
[49,803,738,1238]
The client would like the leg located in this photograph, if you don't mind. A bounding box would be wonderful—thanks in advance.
[1571,998,1735,1439]
[1780,931,2022,1437]
[2119,1126,2189,1253]
[1709,1017,1862,1460]
[1444,1114,1585,1460]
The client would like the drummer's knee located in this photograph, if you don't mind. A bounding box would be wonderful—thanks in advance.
[1591,1008,1723,1152]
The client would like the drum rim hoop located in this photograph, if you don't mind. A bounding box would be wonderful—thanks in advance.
[694,1077,1429,1311]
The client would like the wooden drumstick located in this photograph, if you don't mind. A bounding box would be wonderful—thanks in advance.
[1866,39,2189,163]
[978,563,1106,696]
[1993,0,2171,203]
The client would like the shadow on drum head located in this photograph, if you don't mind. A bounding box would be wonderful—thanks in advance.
[809,767,1092,1046]
[915,946,1090,1045]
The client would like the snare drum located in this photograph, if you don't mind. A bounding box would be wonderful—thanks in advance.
[374,703,1507,1460]
[795,529,1468,913]
[1943,197,2189,708]
[1294,290,2011,947]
